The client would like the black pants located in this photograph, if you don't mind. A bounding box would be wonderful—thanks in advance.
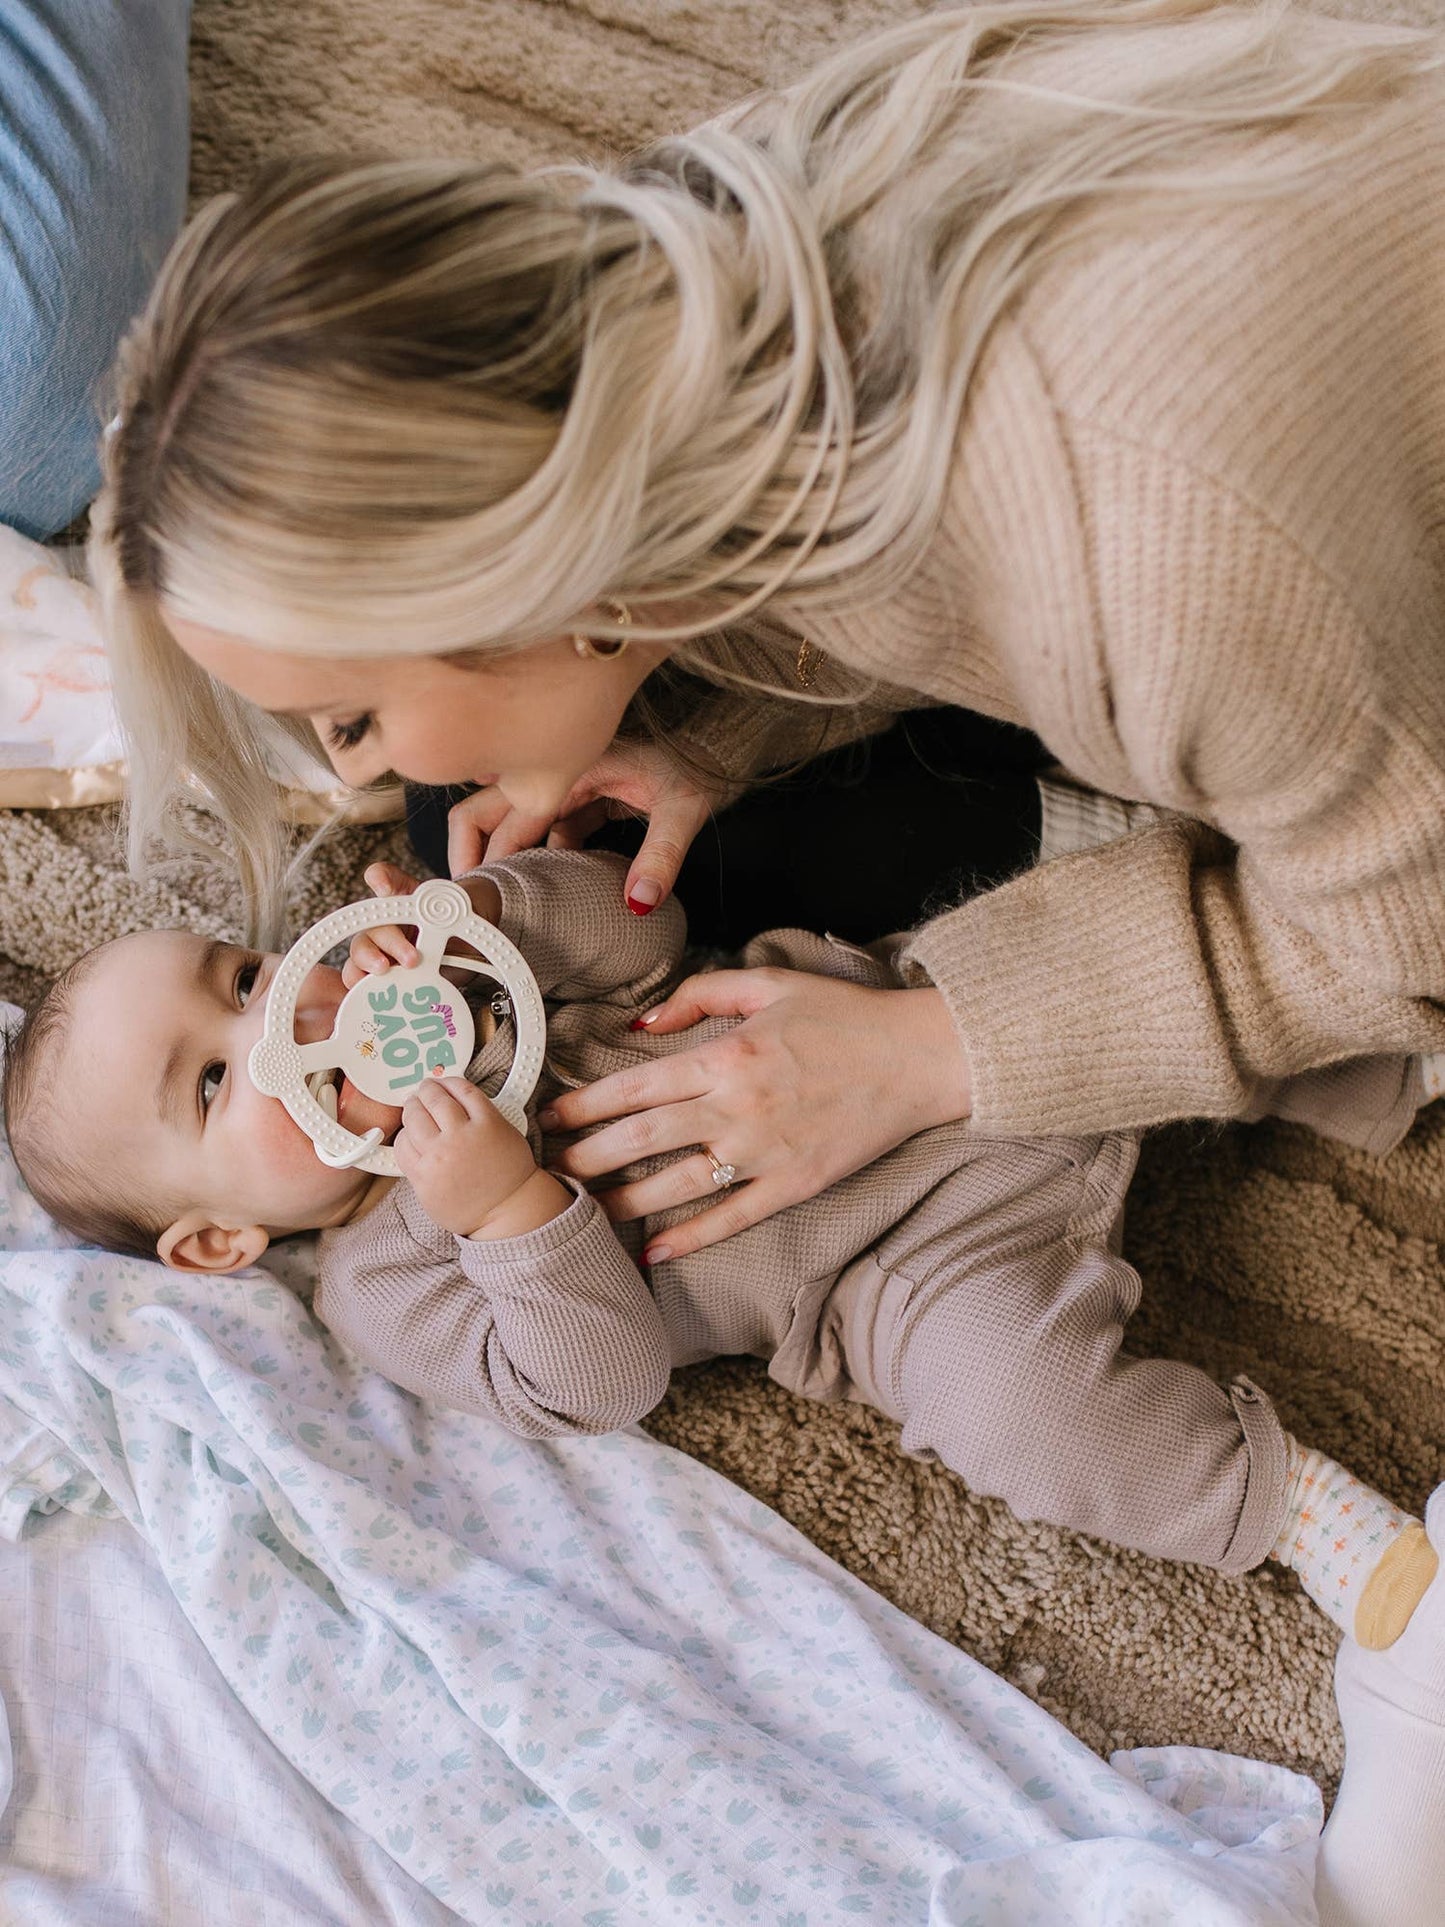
[405,708,1047,950]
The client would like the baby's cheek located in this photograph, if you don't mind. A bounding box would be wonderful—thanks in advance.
[254,1091,318,1164]
[247,1084,401,1185]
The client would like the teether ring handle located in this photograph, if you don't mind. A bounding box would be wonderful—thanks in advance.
[297,1038,344,1075]
[249,879,547,1179]
[315,1125,386,1170]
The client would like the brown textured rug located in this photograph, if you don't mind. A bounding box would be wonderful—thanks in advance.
[6,0,1444,1802]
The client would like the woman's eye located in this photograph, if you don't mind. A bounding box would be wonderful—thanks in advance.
[326,713,374,753]
[200,1062,226,1111]
[237,961,260,1007]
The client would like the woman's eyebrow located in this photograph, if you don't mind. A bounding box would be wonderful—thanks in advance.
[154,939,230,1129]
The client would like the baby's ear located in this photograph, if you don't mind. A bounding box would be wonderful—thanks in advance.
[157,1215,270,1274]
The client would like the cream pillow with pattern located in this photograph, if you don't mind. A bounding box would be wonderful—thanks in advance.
[0,523,400,822]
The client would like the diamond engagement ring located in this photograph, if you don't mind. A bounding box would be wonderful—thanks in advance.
[705,1149,737,1189]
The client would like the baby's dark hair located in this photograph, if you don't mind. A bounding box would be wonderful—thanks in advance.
[3,944,175,1260]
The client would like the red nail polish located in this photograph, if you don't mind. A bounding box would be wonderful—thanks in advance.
[628,1017,648,1031]
[626,895,656,917]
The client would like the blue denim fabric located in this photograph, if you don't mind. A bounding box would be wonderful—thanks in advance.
[0,2,190,538]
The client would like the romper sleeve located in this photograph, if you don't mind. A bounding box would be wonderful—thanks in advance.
[469,848,686,1007]
[318,1181,671,1436]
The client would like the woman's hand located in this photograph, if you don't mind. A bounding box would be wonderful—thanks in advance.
[446,740,722,914]
[539,969,973,1260]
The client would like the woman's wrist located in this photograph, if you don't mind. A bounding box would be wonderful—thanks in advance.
[886,987,972,1133]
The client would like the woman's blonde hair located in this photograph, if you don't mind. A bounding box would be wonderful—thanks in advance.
[93,0,1442,938]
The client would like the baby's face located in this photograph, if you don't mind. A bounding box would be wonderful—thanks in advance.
[61,930,406,1241]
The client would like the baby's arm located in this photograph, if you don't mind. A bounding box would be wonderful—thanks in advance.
[319,1177,670,1437]
[469,848,687,1007]
[394,1074,563,1240]
[346,850,687,1010]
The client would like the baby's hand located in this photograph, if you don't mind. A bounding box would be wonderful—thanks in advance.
[342,861,503,989]
[395,1077,568,1240]
[343,861,423,986]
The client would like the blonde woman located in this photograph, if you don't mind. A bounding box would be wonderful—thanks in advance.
[97,0,1445,1235]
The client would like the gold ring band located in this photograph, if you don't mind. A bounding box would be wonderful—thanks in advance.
[704,1148,737,1189]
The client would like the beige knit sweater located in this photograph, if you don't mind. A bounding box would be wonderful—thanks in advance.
[680,11,1445,1138]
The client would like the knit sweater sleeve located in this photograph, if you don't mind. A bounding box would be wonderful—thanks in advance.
[317,1181,671,1435]
[901,436,1445,1137]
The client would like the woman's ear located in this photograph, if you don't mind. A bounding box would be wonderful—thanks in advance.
[157,1213,271,1274]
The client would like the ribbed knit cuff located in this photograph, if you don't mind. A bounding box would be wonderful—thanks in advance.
[900,822,1247,1136]
[1218,1377,1290,1577]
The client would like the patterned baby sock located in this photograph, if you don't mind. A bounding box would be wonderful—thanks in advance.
[1272,1440,1437,1649]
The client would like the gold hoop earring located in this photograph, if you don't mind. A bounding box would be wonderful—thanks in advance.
[572,600,633,660]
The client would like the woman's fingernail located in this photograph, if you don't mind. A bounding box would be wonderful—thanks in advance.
[643,1244,672,1265]
[628,1013,659,1031]
[538,1108,559,1129]
[626,879,663,916]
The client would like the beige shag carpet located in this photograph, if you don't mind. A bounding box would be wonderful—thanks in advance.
[5,0,1444,1802]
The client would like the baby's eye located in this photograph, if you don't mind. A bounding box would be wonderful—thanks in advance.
[326,713,374,753]
[200,1062,226,1111]
[237,961,260,1007]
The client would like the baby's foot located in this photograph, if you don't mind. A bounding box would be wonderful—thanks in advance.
[1317,1485,1445,1925]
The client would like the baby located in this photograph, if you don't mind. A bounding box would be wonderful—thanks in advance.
[4,846,1440,1664]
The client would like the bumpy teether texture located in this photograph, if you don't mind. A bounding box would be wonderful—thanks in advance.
[249,880,546,1177]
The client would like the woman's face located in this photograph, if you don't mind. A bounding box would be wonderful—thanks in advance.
[168,615,668,821]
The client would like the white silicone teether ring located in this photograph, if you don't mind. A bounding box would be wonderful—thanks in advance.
[248,879,546,1178]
